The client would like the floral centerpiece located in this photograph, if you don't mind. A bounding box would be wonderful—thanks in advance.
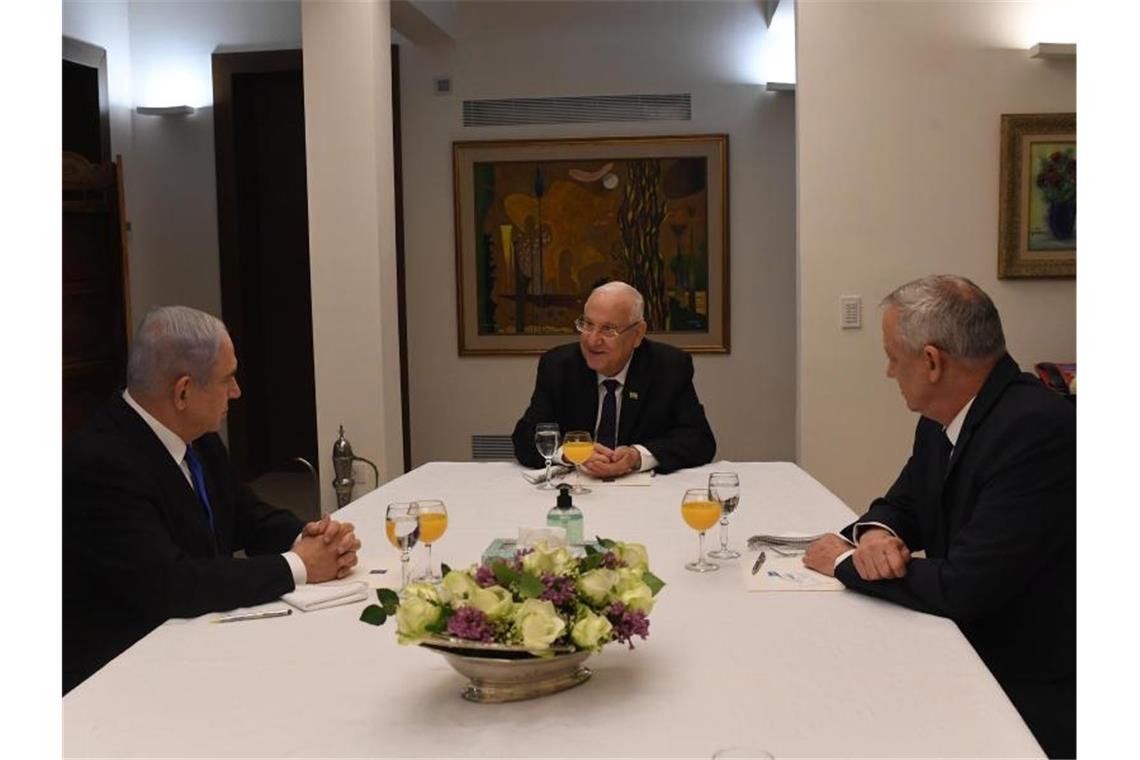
[361,537,664,657]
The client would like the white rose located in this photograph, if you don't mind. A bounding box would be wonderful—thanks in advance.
[404,580,451,606]
[521,540,573,576]
[395,596,441,645]
[467,585,515,621]
[570,608,613,652]
[514,598,566,653]
[615,571,655,614]
[614,541,649,572]
[442,569,480,600]
[578,568,618,607]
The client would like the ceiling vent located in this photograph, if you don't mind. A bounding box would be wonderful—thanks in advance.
[463,93,691,127]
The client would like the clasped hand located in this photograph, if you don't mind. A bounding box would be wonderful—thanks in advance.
[576,443,641,478]
[801,528,911,581]
[294,514,362,583]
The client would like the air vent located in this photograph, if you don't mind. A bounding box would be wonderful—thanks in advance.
[472,434,516,461]
[463,93,691,127]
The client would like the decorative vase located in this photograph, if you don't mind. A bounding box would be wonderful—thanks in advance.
[421,637,592,702]
[1047,200,1076,241]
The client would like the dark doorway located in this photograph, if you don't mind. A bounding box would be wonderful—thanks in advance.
[212,50,318,489]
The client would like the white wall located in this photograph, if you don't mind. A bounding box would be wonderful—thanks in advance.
[63,0,134,163]
[796,1,1077,513]
[399,0,799,466]
[123,0,301,321]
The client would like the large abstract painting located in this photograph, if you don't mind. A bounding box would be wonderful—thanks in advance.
[453,135,729,354]
[998,113,1076,279]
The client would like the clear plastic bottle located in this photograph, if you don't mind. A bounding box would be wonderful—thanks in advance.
[547,483,583,544]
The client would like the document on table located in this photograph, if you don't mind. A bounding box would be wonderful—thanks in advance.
[576,470,655,487]
[743,553,844,591]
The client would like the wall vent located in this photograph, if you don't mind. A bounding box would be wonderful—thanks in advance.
[463,93,691,127]
[471,434,516,461]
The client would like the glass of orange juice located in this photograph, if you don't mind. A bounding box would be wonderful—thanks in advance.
[681,488,720,573]
[385,502,419,592]
[561,430,594,495]
[413,499,448,583]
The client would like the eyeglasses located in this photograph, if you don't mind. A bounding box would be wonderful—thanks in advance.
[574,316,642,340]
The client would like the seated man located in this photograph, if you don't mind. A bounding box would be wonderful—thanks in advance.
[512,281,716,477]
[63,306,361,693]
[803,275,1075,758]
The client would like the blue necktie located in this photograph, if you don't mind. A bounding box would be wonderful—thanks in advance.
[184,445,215,532]
[596,379,620,450]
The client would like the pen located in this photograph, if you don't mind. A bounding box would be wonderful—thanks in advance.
[751,551,766,575]
[213,608,292,624]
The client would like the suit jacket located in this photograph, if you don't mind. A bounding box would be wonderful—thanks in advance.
[835,355,1075,754]
[62,394,304,693]
[512,339,716,474]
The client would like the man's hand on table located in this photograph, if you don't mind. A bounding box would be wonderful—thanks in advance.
[296,515,362,581]
[802,533,853,577]
[577,443,641,478]
[851,527,911,581]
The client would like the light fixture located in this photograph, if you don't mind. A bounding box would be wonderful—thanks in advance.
[1028,43,1076,59]
[135,105,196,116]
[765,82,795,92]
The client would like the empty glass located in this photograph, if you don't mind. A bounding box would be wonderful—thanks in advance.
[707,472,741,560]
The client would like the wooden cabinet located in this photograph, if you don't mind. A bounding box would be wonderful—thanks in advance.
[63,151,131,440]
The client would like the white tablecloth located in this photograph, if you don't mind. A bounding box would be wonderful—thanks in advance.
[63,461,1043,758]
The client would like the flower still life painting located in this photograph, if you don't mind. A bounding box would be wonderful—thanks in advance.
[453,135,729,353]
[998,113,1076,279]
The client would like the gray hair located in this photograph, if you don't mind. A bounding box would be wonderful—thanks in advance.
[591,281,645,324]
[882,275,1006,359]
[126,306,229,397]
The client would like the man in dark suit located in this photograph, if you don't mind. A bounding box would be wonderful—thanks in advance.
[803,275,1075,758]
[63,306,361,694]
[512,281,715,477]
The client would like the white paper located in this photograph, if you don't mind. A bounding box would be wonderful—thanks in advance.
[575,470,655,487]
[743,553,844,592]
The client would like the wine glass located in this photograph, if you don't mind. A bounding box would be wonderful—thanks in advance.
[385,502,419,593]
[707,472,741,560]
[681,488,720,572]
[561,430,594,495]
[534,423,561,490]
[413,499,447,583]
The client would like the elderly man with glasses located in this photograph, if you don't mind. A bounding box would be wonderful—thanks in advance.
[512,281,716,478]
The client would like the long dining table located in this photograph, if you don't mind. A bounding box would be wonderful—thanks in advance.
[63,461,1043,758]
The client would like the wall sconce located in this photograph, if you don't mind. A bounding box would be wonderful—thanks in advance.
[765,82,795,92]
[1028,43,1076,59]
[136,105,196,116]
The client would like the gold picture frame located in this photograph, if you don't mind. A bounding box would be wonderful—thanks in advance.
[453,134,729,355]
[997,113,1076,279]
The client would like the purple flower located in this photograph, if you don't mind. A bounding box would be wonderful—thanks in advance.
[598,551,627,570]
[539,573,577,607]
[446,605,496,642]
[607,602,650,649]
[474,565,497,588]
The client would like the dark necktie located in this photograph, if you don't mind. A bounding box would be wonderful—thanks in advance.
[184,445,215,532]
[596,379,620,449]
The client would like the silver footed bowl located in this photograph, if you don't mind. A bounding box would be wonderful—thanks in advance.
[420,635,592,703]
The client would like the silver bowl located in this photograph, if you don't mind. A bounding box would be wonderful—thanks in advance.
[420,637,592,702]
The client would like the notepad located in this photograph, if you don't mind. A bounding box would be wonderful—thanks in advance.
[743,554,844,592]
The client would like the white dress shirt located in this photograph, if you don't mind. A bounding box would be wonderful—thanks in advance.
[590,359,658,472]
[122,390,307,585]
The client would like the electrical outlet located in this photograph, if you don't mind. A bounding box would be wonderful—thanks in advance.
[840,295,862,329]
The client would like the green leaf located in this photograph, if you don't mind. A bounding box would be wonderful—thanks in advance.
[492,560,518,587]
[376,588,400,615]
[579,552,604,572]
[583,544,598,557]
[517,571,545,599]
[426,606,454,634]
[359,604,387,626]
[440,563,452,577]
[596,536,617,549]
[642,570,666,596]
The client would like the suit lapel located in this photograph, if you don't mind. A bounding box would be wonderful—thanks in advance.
[568,349,601,433]
[618,342,649,445]
[108,395,218,554]
[944,354,1021,484]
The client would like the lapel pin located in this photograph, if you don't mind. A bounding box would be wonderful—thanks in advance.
[628,391,639,400]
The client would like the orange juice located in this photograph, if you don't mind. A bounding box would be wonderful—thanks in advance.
[682,500,721,532]
[563,441,594,465]
[419,512,448,543]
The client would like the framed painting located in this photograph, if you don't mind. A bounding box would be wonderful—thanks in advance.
[997,113,1076,279]
[453,134,729,355]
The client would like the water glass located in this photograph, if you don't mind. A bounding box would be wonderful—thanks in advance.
[707,472,741,560]
[534,423,561,490]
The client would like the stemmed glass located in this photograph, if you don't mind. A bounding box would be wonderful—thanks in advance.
[385,502,419,593]
[534,423,561,490]
[413,499,448,583]
[707,472,741,560]
[681,488,720,573]
[561,430,594,495]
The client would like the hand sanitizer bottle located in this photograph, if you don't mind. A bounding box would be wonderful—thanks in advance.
[547,484,583,544]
